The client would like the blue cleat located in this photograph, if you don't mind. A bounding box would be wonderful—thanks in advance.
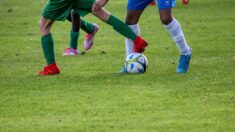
[120,64,128,74]
[176,49,192,74]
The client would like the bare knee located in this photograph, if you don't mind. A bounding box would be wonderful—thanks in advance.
[160,16,173,25]
[39,18,53,35]
[39,19,47,31]
[159,8,173,25]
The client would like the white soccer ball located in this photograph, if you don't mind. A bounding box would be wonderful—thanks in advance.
[124,53,148,74]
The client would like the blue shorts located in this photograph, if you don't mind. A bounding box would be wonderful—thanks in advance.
[127,0,176,11]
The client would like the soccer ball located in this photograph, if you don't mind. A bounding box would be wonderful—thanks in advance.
[124,53,148,74]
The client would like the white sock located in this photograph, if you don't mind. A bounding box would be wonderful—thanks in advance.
[164,18,191,55]
[125,23,140,57]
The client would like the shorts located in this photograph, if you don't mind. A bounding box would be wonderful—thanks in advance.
[42,0,95,21]
[127,0,176,11]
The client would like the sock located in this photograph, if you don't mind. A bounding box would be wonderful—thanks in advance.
[70,31,79,49]
[41,33,55,65]
[81,19,95,34]
[125,23,140,57]
[164,18,191,55]
[106,15,137,40]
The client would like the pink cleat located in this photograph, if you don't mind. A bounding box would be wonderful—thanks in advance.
[84,24,99,50]
[62,48,79,56]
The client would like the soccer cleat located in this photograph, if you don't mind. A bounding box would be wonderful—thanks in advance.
[62,48,79,56]
[176,49,192,74]
[182,0,190,5]
[133,36,148,53]
[120,64,128,74]
[149,1,156,6]
[39,63,60,75]
[84,23,99,50]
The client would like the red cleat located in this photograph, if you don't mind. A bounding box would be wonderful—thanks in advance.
[39,63,60,75]
[182,0,190,5]
[149,1,156,6]
[133,36,148,53]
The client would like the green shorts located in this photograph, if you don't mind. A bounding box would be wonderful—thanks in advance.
[42,0,95,21]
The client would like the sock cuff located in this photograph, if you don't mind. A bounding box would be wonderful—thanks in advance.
[107,14,114,25]
[164,18,178,30]
[41,33,53,44]
[128,23,140,36]
[128,23,139,28]
[42,33,52,39]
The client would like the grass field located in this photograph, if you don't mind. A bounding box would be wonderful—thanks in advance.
[0,0,235,131]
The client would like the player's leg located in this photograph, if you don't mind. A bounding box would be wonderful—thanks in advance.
[82,19,99,50]
[157,0,192,73]
[122,8,145,73]
[66,10,99,53]
[66,11,99,51]
[92,8,148,53]
[38,0,73,75]
[73,0,147,52]
[125,10,143,57]
[124,0,152,57]
[70,10,80,49]
[80,18,98,34]
[63,10,80,56]
[39,17,60,75]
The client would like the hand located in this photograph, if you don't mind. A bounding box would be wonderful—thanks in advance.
[92,0,108,14]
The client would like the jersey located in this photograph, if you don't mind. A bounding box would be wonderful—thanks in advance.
[127,0,176,11]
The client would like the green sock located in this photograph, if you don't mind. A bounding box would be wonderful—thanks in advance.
[81,19,95,34]
[41,33,55,65]
[106,15,137,40]
[70,31,79,49]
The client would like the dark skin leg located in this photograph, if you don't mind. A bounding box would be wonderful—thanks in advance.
[159,8,173,25]
[67,11,94,34]
[70,10,80,32]
[125,8,173,25]
[125,10,144,25]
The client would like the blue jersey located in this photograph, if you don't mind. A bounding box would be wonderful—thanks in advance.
[127,0,176,11]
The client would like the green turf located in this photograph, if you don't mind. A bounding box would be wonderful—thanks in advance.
[0,0,235,131]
